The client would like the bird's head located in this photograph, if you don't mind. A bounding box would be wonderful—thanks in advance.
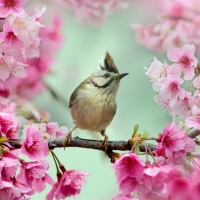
[90,52,128,94]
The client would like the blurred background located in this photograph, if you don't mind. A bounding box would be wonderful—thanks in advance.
[29,1,172,199]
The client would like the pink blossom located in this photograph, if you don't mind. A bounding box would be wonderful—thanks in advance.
[2,157,19,179]
[154,95,172,114]
[119,176,144,195]
[145,57,167,81]
[33,5,46,22]
[0,180,21,199]
[56,0,127,26]
[55,126,68,138]
[0,14,62,100]
[8,9,44,60]
[0,53,27,81]
[157,75,183,106]
[12,177,32,197]
[17,160,54,193]
[46,169,90,200]
[75,6,106,26]
[0,0,28,18]
[0,112,18,139]
[142,164,174,193]
[40,15,62,52]
[21,125,48,160]
[0,53,12,81]
[112,194,135,200]
[189,91,200,109]
[157,123,196,158]
[132,1,200,54]
[112,152,145,183]
[8,10,43,40]
[21,38,41,60]
[193,76,200,88]
[167,175,193,200]
[39,122,68,139]
[172,90,192,122]
[0,22,22,50]
[140,192,168,200]
[167,44,197,80]
[185,105,200,130]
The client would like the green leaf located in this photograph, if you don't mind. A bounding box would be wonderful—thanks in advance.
[0,136,7,143]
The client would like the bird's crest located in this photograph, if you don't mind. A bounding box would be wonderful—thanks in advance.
[98,52,119,74]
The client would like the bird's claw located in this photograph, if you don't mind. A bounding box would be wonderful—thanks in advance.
[63,132,72,150]
[100,134,108,154]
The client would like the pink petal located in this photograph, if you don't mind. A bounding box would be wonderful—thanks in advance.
[193,76,200,88]
[185,116,200,130]
[182,44,195,55]
[167,47,182,62]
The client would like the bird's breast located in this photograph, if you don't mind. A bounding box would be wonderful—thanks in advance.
[70,87,117,132]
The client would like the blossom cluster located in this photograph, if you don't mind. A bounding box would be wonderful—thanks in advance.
[0,104,89,199]
[56,0,128,25]
[112,123,197,200]
[133,0,200,53]
[0,0,62,99]
[0,1,90,199]
[145,44,200,128]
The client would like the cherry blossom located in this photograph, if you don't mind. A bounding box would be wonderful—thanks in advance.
[1,157,19,179]
[17,160,54,194]
[185,105,200,130]
[0,22,22,50]
[112,152,145,183]
[156,75,183,106]
[39,122,68,139]
[145,57,167,81]
[0,0,28,18]
[56,0,128,26]
[0,180,22,199]
[167,44,198,80]
[0,52,27,81]
[112,194,135,200]
[46,169,90,200]
[8,8,44,60]
[157,123,196,158]
[21,125,49,160]
[133,1,200,53]
[193,76,200,89]
[0,111,18,139]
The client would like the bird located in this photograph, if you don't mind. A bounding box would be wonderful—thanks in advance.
[64,52,128,152]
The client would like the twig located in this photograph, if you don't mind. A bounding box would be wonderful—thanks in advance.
[188,130,200,138]
[9,137,156,153]
[8,129,200,156]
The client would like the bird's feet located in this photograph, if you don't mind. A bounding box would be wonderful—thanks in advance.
[63,126,77,150]
[100,130,108,154]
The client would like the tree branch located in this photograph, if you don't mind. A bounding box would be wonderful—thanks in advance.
[9,137,156,152]
[187,130,200,138]
[8,129,200,163]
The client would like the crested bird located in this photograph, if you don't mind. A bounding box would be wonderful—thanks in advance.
[64,52,128,152]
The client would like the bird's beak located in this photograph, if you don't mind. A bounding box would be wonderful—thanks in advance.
[117,73,129,80]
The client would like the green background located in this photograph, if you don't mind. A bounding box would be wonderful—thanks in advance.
[31,1,171,199]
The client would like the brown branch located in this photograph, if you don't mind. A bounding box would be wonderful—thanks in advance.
[8,129,200,163]
[9,137,156,152]
[187,130,200,138]
[9,129,200,152]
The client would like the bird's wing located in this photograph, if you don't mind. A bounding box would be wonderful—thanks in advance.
[69,89,77,108]
[69,77,91,108]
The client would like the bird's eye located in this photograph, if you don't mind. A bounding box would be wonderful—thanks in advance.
[104,73,110,78]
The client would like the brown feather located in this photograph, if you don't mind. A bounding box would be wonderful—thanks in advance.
[103,52,119,74]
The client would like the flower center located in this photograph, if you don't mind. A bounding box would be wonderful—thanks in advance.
[4,0,16,7]
[170,81,178,94]
[6,32,17,42]
[180,56,190,66]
